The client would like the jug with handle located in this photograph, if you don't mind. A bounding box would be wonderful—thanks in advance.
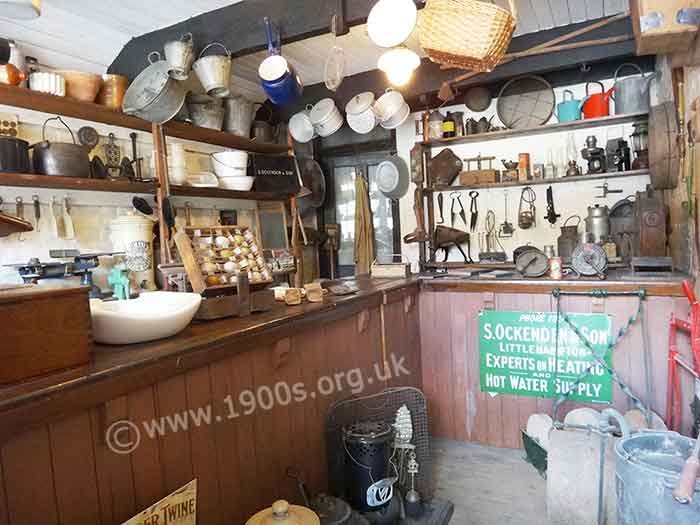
[581,81,614,119]
[612,63,656,115]
[556,90,585,122]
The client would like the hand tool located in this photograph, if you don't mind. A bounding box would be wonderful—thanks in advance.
[469,190,479,231]
[32,195,40,232]
[498,191,515,237]
[595,183,624,198]
[544,185,561,224]
[449,192,465,227]
[129,132,144,181]
[436,193,444,224]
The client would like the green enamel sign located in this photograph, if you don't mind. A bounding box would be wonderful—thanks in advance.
[479,310,613,403]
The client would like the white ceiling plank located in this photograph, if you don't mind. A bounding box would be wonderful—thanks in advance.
[531,0,556,30]
[603,0,629,16]
[547,0,572,27]
[585,0,605,19]
[513,0,541,36]
[566,0,588,22]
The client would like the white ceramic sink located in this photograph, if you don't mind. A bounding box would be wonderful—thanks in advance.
[90,291,201,345]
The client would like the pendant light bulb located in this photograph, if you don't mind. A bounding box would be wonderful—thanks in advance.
[378,46,420,87]
[367,0,417,48]
[0,0,41,19]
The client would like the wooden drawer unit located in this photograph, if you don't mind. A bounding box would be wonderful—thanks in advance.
[0,284,91,384]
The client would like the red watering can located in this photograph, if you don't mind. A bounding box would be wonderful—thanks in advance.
[581,81,614,119]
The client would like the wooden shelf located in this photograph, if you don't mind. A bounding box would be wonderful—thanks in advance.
[0,173,296,201]
[421,112,649,148]
[0,172,156,193]
[170,185,295,201]
[431,168,650,192]
[0,85,288,155]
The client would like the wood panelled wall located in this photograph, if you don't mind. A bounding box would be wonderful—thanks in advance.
[0,291,421,525]
[419,290,693,447]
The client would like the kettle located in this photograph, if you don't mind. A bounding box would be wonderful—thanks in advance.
[476,115,494,134]
[246,500,320,525]
[556,90,585,123]
[582,82,614,119]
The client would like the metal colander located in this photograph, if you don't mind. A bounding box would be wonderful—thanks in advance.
[325,387,432,501]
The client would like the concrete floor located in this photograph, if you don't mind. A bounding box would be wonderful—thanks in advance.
[432,438,546,524]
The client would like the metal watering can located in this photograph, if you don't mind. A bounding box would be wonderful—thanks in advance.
[556,90,586,122]
[582,81,614,119]
[612,63,656,115]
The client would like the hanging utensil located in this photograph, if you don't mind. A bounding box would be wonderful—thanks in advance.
[15,196,24,241]
[324,15,345,92]
[130,132,143,181]
[518,186,537,229]
[32,194,40,233]
[62,195,75,240]
[498,190,515,237]
[544,186,561,225]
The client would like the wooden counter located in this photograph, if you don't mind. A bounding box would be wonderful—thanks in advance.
[0,277,421,525]
[0,273,689,525]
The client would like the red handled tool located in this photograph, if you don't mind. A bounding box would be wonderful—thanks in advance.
[666,280,700,432]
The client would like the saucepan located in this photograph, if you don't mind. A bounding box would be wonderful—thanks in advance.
[31,116,91,178]
[258,17,303,106]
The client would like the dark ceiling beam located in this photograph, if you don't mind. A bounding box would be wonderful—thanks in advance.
[108,0,424,80]
[274,15,648,120]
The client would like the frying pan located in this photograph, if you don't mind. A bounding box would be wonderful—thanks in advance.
[297,158,326,216]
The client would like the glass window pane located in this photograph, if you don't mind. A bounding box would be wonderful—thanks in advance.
[333,166,357,267]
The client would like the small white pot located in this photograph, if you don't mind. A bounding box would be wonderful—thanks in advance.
[289,104,316,143]
[375,88,407,124]
[310,98,344,137]
[345,92,380,134]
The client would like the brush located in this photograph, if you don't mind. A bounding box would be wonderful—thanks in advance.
[673,435,700,503]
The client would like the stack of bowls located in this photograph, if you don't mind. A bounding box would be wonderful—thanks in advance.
[309,98,344,138]
[211,149,255,191]
[375,89,410,130]
[150,142,188,185]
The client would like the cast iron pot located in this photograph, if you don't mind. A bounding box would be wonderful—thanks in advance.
[0,137,30,172]
[31,116,91,178]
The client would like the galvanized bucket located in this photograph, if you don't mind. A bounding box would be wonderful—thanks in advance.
[164,32,194,81]
[223,95,258,135]
[613,63,656,115]
[616,431,700,524]
[187,94,225,130]
[192,42,231,98]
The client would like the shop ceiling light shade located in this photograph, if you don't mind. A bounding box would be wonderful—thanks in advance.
[0,0,41,19]
[378,46,420,86]
[367,0,417,48]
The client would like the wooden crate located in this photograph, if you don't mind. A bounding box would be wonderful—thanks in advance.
[174,225,274,296]
[630,0,700,54]
[0,284,91,384]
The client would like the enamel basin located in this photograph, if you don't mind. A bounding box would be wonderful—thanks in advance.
[90,291,201,345]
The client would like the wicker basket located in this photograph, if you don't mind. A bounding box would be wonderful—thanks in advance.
[419,0,517,72]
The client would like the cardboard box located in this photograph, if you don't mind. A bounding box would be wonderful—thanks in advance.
[630,0,700,54]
